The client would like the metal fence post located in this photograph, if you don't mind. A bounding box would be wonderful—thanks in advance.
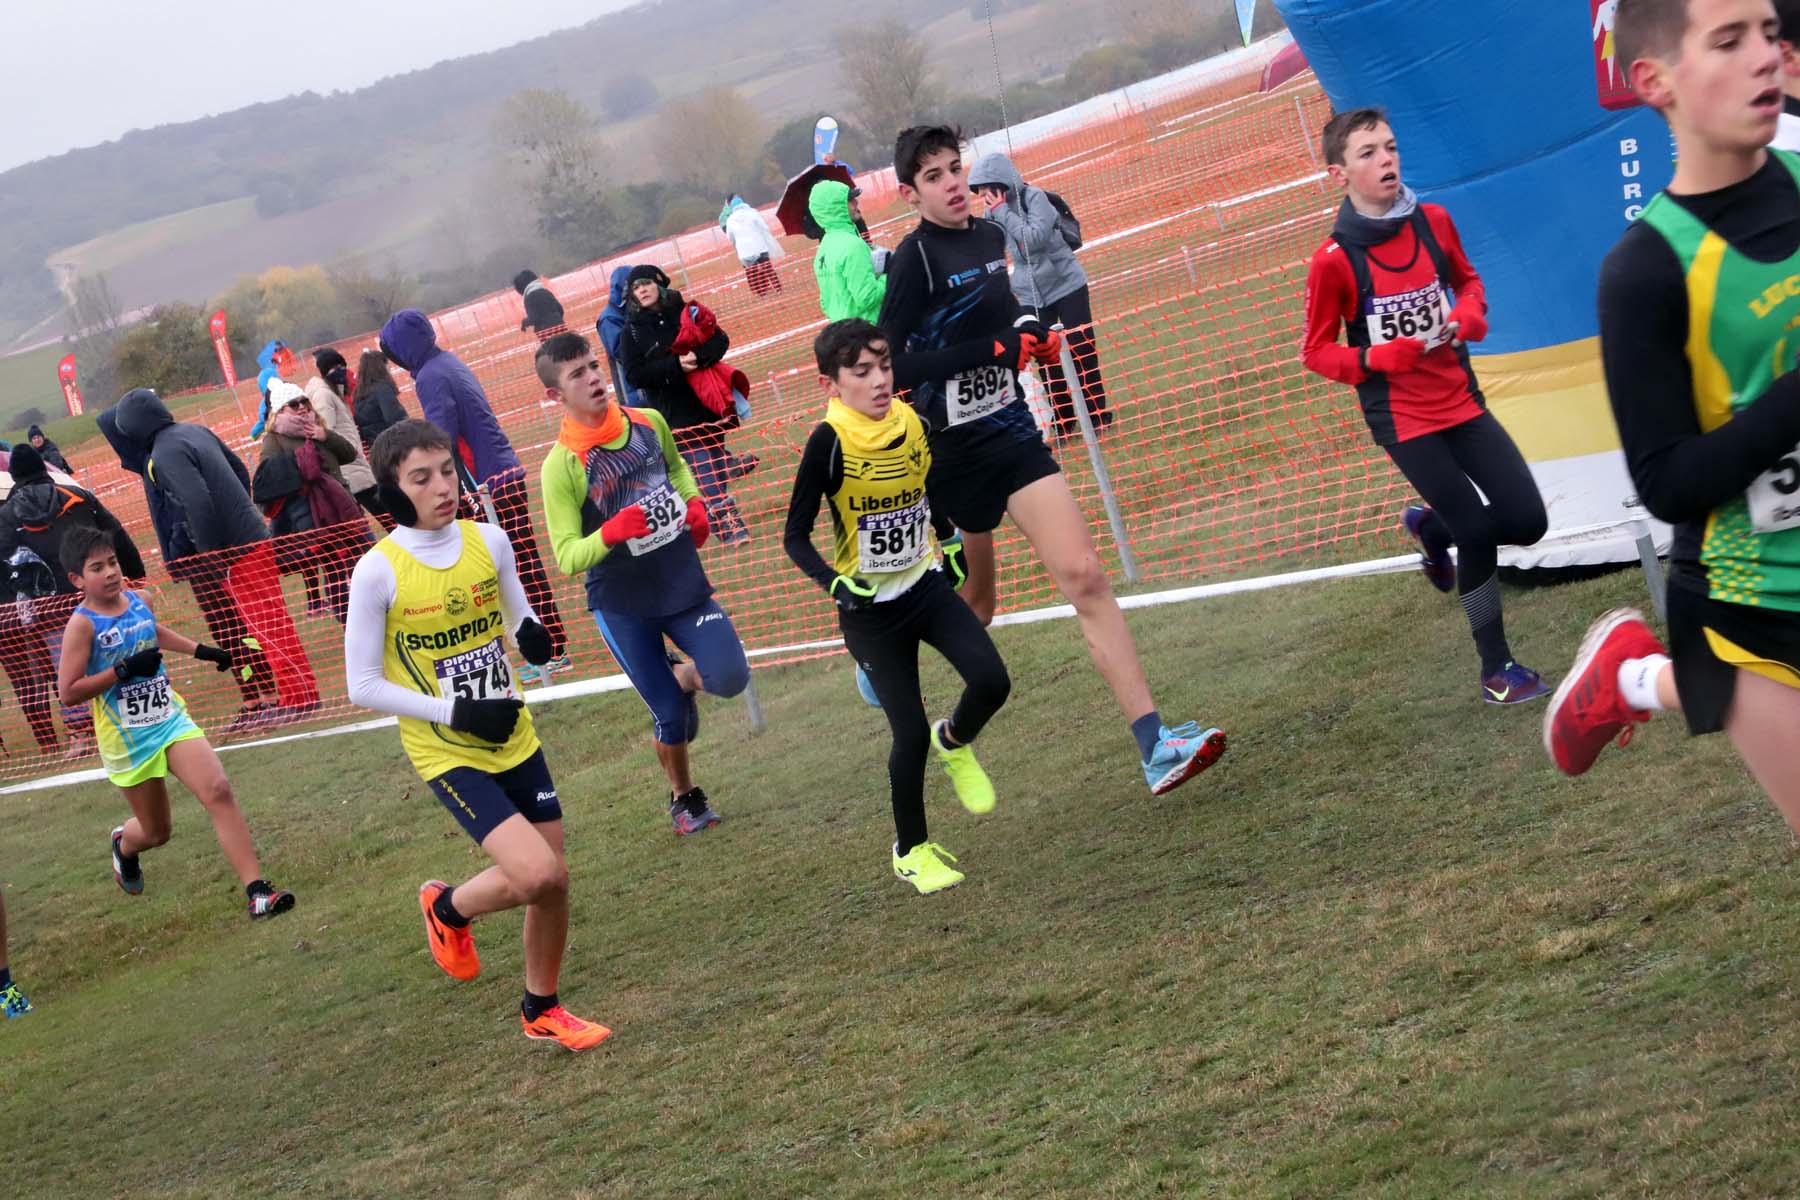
[1632,517,1667,621]
[768,371,783,408]
[1055,325,1140,584]
[742,672,766,733]
[673,241,692,290]
[1179,244,1198,287]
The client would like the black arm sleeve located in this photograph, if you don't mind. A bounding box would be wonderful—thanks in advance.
[1599,224,1800,525]
[782,423,844,592]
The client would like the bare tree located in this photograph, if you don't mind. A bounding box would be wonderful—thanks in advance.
[834,20,937,147]
[64,271,125,403]
[653,86,769,198]
[492,89,619,261]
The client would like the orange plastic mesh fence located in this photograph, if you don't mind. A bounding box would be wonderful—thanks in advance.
[11,72,1415,782]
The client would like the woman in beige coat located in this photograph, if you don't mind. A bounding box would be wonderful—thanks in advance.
[304,347,382,517]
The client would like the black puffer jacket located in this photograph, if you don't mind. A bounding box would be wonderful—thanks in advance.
[515,271,567,334]
[0,455,145,599]
[353,379,408,452]
[618,289,731,440]
[99,388,268,562]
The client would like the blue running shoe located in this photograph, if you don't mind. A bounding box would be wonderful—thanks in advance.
[854,662,882,709]
[671,788,722,835]
[1,982,30,1018]
[1402,504,1456,593]
[1143,721,1227,796]
[110,826,143,896]
[1481,661,1552,706]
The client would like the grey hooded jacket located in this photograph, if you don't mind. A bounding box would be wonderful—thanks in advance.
[967,152,1086,309]
[100,388,268,562]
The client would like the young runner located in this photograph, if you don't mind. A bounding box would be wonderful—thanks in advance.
[0,892,29,1018]
[878,124,1224,796]
[1546,0,1800,839]
[535,332,750,835]
[344,419,610,1051]
[784,320,1009,893]
[55,527,295,920]
[1301,108,1551,704]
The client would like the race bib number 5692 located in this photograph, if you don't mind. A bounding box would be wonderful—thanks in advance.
[945,363,1016,427]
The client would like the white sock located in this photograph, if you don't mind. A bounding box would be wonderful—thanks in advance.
[1616,654,1671,712]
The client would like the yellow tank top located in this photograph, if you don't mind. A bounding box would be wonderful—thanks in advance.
[378,521,538,779]
[823,397,936,599]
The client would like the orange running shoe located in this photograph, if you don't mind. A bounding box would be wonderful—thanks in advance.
[521,1005,613,1051]
[418,880,480,981]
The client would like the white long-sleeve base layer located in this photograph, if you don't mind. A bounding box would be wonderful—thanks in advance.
[343,522,538,726]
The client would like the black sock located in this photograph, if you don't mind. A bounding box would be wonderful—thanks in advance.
[1130,711,1164,761]
[245,879,272,900]
[434,886,471,929]
[522,989,559,1021]
[0,966,12,991]
[1460,575,1512,676]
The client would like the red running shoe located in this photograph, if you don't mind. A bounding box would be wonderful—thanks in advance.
[1543,608,1666,776]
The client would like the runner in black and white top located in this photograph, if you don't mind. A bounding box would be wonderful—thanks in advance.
[877,124,1226,797]
[1777,0,1800,149]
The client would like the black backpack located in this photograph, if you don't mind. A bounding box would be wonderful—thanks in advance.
[1038,188,1082,250]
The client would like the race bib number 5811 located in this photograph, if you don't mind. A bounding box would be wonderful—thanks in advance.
[857,499,930,574]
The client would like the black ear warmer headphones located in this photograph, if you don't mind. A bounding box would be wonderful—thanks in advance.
[377,479,419,527]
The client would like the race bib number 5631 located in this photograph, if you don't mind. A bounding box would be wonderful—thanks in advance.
[1366,282,1452,351]
[945,363,1016,426]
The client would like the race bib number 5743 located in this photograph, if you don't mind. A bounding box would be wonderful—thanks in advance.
[434,639,517,703]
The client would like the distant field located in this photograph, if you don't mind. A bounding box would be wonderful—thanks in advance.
[50,198,260,285]
[0,344,68,429]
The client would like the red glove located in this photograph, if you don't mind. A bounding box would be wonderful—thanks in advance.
[600,503,650,547]
[685,495,710,549]
[1365,337,1426,377]
[1026,326,1064,364]
[1449,299,1488,345]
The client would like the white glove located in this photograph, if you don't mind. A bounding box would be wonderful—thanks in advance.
[870,247,891,276]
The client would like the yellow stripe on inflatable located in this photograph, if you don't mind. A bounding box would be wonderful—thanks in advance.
[1475,337,1619,462]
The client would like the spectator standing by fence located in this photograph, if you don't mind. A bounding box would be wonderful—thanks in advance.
[352,349,409,454]
[515,270,567,339]
[724,195,785,297]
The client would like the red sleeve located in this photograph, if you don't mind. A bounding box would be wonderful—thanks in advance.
[1301,242,1367,386]
[1428,206,1487,316]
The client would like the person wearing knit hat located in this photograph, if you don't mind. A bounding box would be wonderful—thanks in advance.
[304,349,380,518]
[26,425,69,473]
[513,269,566,340]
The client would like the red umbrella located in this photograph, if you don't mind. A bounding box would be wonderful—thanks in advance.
[776,163,856,237]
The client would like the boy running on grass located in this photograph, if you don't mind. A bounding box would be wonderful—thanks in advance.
[535,332,750,836]
[55,527,295,920]
[1301,108,1550,706]
[344,419,609,1051]
[878,124,1224,796]
[784,320,1010,894]
[1547,0,1800,839]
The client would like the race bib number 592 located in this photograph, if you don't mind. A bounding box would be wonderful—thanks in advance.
[627,484,686,556]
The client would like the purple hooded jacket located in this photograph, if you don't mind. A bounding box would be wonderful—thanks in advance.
[378,309,521,487]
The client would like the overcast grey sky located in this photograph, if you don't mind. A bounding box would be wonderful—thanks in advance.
[0,0,631,172]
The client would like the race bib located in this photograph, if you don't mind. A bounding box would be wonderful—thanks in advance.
[434,639,517,704]
[1366,281,1453,351]
[857,499,931,574]
[1748,444,1800,534]
[627,483,686,556]
[945,363,1017,427]
[117,676,172,730]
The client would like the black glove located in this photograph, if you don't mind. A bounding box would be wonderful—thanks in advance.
[449,697,525,743]
[193,643,232,672]
[515,618,554,666]
[830,574,879,612]
[115,649,162,681]
[940,532,968,589]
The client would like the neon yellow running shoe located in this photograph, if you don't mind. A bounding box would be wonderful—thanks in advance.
[892,842,965,895]
[931,721,995,814]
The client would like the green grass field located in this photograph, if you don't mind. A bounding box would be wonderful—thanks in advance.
[50,199,261,283]
[0,344,68,431]
[4,565,1797,1197]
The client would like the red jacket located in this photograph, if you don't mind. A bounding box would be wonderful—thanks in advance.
[1301,203,1487,445]
[672,302,749,420]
